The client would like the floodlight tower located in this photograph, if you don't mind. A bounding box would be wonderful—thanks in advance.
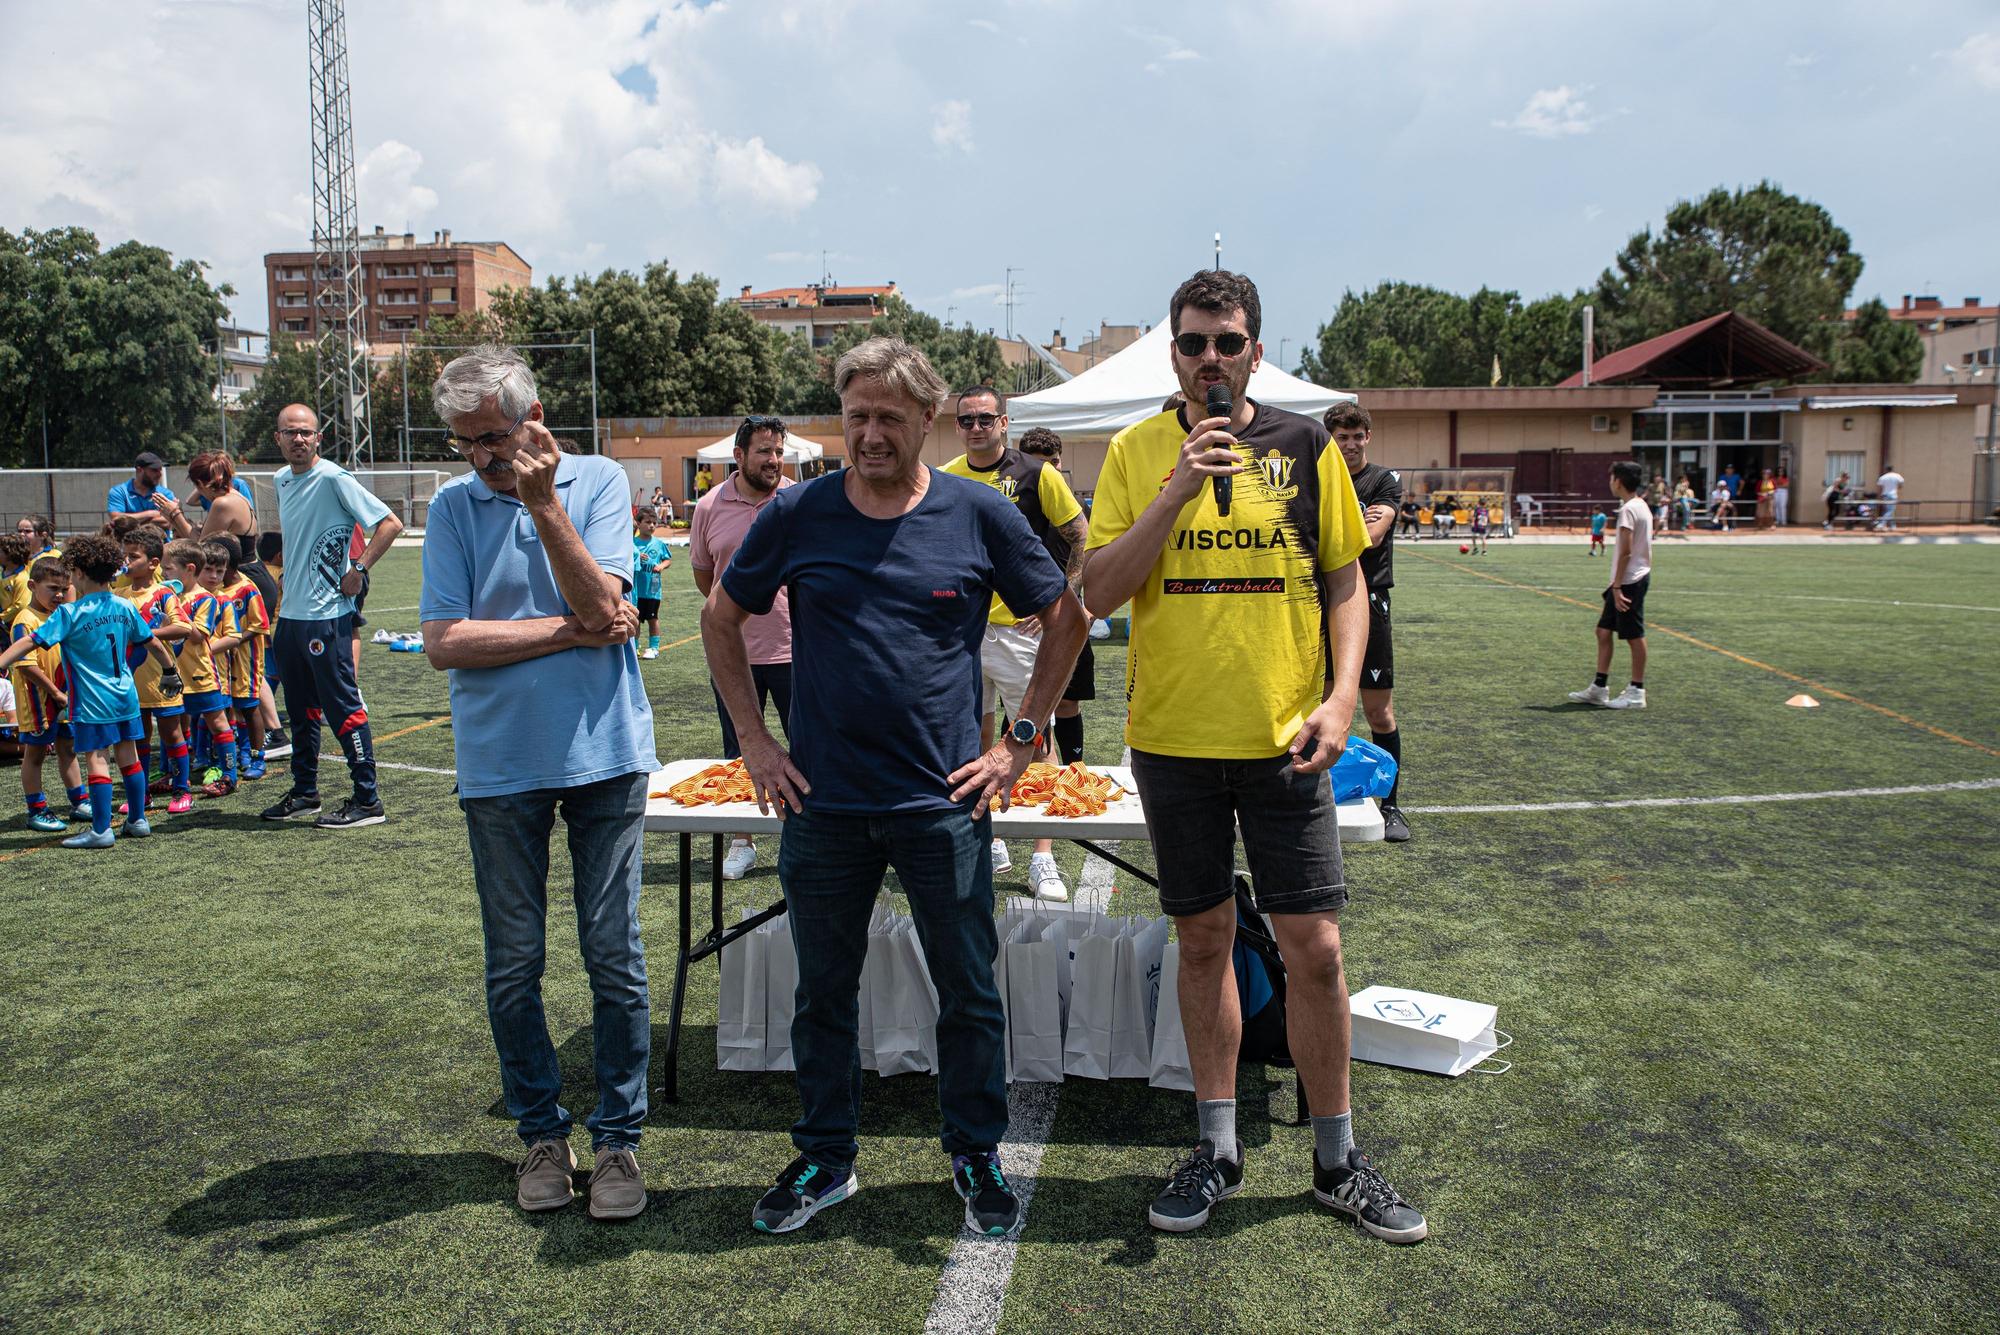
[307,0,372,466]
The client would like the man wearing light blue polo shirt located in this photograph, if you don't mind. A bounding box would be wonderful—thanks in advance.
[106,451,178,526]
[419,346,656,1223]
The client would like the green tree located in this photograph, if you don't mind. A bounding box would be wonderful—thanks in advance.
[0,227,231,467]
[1299,282,1481,387]
[1822,298,1923,383]
[233,333,320,463]
[1591,181,1864,356]
[1496,292,1588,386]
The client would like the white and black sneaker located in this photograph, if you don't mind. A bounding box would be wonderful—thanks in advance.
[1314,1147,1428,1244]
[315,798,386,829]
[259,791,322,821]
[1380,804,1412,843]
[753,1155,858,1234]
[952,1151,1020,1236]
[1605,685,1646,710]
[1146,1139,1243,1232]
[1566,683,1611,706]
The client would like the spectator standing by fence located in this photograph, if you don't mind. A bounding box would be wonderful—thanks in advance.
[106,452,177,528]
[1875,466,1905,530]
[1773,468,1790,526]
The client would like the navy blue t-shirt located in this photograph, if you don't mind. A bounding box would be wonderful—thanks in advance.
[722,467,1067,814]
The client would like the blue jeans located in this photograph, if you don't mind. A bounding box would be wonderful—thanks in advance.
[778,805,1005,1172]
[460,770,650,1150]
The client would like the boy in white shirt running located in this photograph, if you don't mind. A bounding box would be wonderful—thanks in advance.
[1569,461,1653,710]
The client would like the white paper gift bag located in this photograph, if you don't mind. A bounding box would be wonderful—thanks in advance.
[1110,916,1171,1078]
[761,914,798,1072]
[716,908,770,1072]
[1002,916,1069,1084]
[1147,942,1195,1091]
[871,915,941,1077]
[1063,916,1125,1080]
[1348,984,1513,1077]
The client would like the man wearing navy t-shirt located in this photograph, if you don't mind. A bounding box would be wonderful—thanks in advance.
[702,336,1087,1240]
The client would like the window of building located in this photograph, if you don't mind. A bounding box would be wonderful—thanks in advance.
[1824,451,1863,488]
[380,289,419,306]
[427,263,456,277]
[378,263,419,278]
[1632,413,1667,442]
[1670,413,1708,442]
[1712,411,1747,441]
[1748,413,1782,441]
[282,319,308,333]
[430,287,454,304]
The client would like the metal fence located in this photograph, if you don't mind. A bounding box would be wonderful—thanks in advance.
[0,466,464,539]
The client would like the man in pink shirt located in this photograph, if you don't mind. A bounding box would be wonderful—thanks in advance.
[689,416,796,879]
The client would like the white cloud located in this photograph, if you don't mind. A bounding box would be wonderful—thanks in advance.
[1943,31,2000,89]
[712,136,823,212]
[1785,52,1819,69]
[1583,203,1604,224]
[1145,46,1200,74]
[967,18,999,33]
[951,282,1006,302]
[931,99,974,153]
[1493,85,1601,138]
[357,140,439,230]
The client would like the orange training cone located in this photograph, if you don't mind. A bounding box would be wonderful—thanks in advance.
[1785,694,1820,708]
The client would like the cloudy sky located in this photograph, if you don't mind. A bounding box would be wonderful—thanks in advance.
[5,0,1998,369]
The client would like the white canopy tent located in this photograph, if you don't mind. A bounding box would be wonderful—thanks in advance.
[1006,319,1355,435]
[694,430,824,465]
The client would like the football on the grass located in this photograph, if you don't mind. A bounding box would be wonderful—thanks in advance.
[1459,543,1470,553]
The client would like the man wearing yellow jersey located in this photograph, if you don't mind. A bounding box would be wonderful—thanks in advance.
[941,389,1088,901]
[1084,270,1427,1244]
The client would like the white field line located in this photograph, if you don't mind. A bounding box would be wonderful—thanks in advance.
[924,843,1116,1335]
[1407,777,2000,816]
[375,761,457,777]
[1415,581,2000,614]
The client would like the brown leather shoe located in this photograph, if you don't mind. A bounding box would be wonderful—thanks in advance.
[587,1147,647,1221]
[516,1139,576,1212]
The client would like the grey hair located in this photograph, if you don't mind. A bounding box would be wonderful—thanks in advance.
[833,336,948,411]
[431,344,538,424]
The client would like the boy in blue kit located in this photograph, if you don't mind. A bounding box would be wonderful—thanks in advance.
[0,535,182,847]
[1588,507,1608,555]
[630,506,672,659]
[10,558,91,830]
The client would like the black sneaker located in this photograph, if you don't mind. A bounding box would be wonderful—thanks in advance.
[1146,1139,1243,1232]
[1314,1147,1428,1244]
[752,1155,858,1234]
[952,1151,1020,1236]
[316,798,386,829]
[1381,804,1412,843]
[259,791,321,821]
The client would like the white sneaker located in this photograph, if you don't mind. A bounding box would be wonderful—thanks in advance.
[1605,685,1646,710]
[640,647,659,660]
[1028,852,1068,902]
[990,839,1012,876]
[1567,683,1612,706]
[722,839,757,880]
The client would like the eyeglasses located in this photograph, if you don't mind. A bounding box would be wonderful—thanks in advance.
[1173,331,1251,359]
[956,412,1001,430]
[276,426,317,439]
[446,407,530,456]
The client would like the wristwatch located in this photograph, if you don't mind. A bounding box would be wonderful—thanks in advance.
[1007,717,1040,749]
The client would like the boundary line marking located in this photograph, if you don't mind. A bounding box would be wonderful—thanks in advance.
[923,842,1115,1335]
[1410,552,2000,759]
[377,762,458,777]
[375,715,452,743]
[1407,777,2000,816]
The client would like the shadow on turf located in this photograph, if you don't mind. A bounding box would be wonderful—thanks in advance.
[163,1150,516,1252]
[492,1026,1304,1155]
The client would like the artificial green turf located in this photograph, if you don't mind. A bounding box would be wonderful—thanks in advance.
[0,541,1995,1333]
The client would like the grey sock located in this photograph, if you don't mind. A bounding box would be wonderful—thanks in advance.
[1196,1099,1239,1162]
[1313,1112,1354,1169]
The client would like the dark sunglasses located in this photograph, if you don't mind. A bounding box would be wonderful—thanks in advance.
[741,415,786,433]
[956,412,1001,429]
[1173,331,1251,358]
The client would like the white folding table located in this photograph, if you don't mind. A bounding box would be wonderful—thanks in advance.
[644,757,1382,1101]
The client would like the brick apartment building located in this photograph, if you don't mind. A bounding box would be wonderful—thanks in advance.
[733,282,898,347]
[263,226,532,352]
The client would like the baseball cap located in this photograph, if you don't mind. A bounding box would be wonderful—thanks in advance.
[134,450,167,469]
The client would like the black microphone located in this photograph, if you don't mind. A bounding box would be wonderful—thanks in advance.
[1206,382,1233,516]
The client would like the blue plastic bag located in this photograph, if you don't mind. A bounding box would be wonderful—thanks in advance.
[1330,737,1398,803]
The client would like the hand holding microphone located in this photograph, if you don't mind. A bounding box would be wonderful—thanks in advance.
[1206,383,1234,517]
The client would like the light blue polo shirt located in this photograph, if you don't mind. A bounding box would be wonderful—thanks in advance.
[419,452,658,799]
[107,479,177,515]
[275,458,394,621]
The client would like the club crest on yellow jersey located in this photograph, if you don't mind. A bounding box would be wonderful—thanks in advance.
[1255,449,1298,500]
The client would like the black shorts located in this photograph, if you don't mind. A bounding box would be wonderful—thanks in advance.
[1062,640,1096,702]
[1597,574,1649,640]
[1362,589,1393,691]
[637,597,662,620]
[1128,748,1347,918]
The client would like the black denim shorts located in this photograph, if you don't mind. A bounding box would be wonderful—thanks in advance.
[1128,747,1348,918]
